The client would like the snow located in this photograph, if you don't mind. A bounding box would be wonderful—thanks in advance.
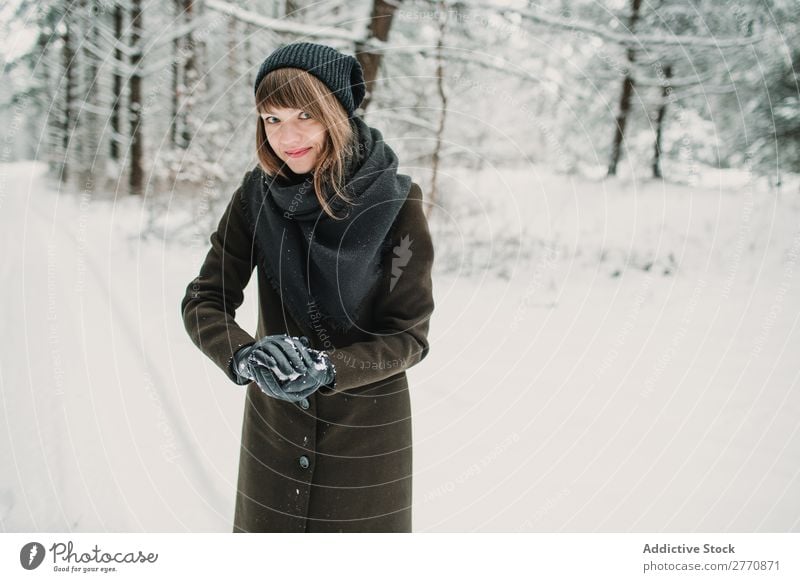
[204,0,363,44]
[462,1,766,49]
[268,367,302,383]
[1,160,798,532]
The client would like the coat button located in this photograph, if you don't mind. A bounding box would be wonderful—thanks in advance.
[298,455,310,469]
[299,398,309,410]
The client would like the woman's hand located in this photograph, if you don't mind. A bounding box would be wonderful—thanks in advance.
[232,334,328,401]
[301,345,336,389]
[264,336,336,395]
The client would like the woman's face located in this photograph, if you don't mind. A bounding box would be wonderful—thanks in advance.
[261,106,327,174]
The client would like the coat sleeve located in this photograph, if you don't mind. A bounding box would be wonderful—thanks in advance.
[180,173,258,385]
[319,182,435,395]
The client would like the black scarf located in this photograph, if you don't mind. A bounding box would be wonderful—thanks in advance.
[242,115,412,336]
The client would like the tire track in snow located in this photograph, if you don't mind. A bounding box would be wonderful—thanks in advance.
[23,166,227,528]
[1,162,73,530]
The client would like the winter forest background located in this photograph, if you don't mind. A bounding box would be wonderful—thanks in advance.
[1,0,799,532]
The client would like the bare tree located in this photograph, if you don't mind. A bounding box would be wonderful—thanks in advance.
[607,0,642,177]
[60,3,76,184]
[429,0,450,218]
[178,0,197,149]
[170,0,181,148]
[110,3,124,162]
[651,63,672,179]
[129,0,144,194]
[356,0,405,114]
[79,0,102,191]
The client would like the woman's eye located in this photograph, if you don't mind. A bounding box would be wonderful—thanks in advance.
[263,113,310,123]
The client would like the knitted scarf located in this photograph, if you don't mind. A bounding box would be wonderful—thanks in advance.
[242,115,412,336]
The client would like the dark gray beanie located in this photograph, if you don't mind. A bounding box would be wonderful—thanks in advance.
[253,42,366,117]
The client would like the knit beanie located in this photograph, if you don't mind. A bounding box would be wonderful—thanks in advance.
[253,42,366,118]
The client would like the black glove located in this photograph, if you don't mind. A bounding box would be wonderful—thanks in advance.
[299,342,337,389]
[262,336,336,396]
[232,334,323,402]
[251,361,321,402]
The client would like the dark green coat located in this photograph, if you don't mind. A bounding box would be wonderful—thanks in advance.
[180,166,435,532]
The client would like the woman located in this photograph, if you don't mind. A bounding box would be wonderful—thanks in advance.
[180,42,435,533]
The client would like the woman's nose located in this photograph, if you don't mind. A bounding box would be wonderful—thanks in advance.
[278,123,303,145]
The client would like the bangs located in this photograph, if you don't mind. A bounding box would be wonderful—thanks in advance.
[255,68,324,115]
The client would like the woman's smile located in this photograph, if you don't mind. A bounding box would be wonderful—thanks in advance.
[285,147,312,158]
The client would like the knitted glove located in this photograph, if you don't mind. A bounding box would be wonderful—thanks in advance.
[303,346,337,389]
[255,336,335,395]
[232,335,325,402]
[231,335,312,401]
[251,362,321,402]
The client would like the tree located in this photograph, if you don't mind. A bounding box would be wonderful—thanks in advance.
[651,63,671,179]
[60,2,77,184]
[129,0,144,195]
[607,0,641,177]
[110,3,125,162]
[356,0,405,114]
[750,43,800,182]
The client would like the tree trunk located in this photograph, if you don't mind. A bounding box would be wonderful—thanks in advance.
[36,23,58,173]
[81,0,101,191]
[356,0,404,114]
[170,0,180,148]
[129,0,144,195]
[227,13,237,84]
[429,0,449,219]
[652,63,672,179]
[244,19,253,90]
[607,0,641,177]
[110,4,123,161]
[180,0,196,149]
[285,0,299,16]
[61,12,75,184]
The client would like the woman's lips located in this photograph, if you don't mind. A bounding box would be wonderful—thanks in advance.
[286,147,311,158]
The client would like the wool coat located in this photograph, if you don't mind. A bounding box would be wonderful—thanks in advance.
[180,165,435,532]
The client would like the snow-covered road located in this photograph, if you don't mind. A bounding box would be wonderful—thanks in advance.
[1,162,239,531]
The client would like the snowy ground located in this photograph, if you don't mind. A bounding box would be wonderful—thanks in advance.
[1,160,798,532]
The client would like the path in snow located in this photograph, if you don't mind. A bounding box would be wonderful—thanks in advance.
[1,162,237,531]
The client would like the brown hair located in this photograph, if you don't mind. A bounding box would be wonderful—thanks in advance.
[255,67,359,219]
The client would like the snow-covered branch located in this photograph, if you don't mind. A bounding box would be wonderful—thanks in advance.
[147,13,221,51]
[629,69,719,89]
[73,10,140,59]
[82,38,136,76]
[203,0,371,45]
[419,46,557,90]
[374,111,439,132]
[463,1,766,49]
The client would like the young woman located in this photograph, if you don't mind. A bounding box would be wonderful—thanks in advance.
[181,42,435,533]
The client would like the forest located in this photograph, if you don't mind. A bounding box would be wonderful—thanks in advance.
[2,0,797,231]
